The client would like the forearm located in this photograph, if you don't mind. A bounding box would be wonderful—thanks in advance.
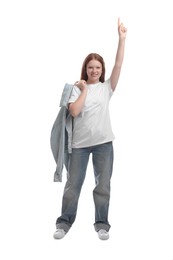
[115,38,126,68]
[69,88,88,117]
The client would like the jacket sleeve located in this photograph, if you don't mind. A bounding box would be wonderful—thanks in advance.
[50,107,66,182]
[50,83,74,182]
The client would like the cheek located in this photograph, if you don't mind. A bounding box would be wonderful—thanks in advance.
[86,69,91,75]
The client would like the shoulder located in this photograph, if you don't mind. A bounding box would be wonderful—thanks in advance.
[101,79,111,86]
[101,79,113,95]
[101,79,112,89]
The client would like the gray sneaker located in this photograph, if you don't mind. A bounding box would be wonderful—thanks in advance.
[53,229,66,239]
[97,229,109,240]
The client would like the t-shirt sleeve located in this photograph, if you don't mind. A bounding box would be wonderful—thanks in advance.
[105,79,113,97]
[68,86,81,103]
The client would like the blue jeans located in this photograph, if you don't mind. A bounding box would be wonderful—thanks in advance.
[56,141,114,232]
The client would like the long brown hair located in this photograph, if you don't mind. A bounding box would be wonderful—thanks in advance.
[80,53,105,83]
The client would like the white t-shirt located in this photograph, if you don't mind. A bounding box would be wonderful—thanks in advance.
[68,79,115,148]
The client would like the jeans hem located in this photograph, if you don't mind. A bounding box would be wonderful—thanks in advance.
[94,222,111,232]
[56,222,71,233]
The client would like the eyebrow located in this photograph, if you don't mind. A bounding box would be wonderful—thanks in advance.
[88,65,101,68]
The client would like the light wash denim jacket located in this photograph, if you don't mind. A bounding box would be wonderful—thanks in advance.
[50,83,74,182]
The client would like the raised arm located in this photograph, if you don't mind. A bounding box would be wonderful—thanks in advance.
[110,18,127,91]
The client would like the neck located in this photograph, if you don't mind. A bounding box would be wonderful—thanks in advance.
[87,80,100,84]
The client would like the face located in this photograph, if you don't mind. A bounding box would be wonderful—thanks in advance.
[86,59,102,84]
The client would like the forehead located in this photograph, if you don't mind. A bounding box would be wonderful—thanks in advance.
[87,59,102,67]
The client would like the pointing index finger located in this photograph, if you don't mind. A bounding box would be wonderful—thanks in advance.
[118,17,120,27]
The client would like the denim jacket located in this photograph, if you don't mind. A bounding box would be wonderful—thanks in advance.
[50,83,74,182]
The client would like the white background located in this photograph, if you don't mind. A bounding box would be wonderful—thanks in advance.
[0,0,173,259]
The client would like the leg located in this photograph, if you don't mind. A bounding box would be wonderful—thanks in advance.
[92,142,114,232]
[56,147,90,232]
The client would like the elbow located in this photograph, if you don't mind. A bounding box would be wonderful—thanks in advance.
[115,62,122,70]
[69,107,80,117]
[68,103,80,117]
[70,111,79,118]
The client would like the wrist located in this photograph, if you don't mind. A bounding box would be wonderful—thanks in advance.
[119,36,126,42]
[81,86,88,92]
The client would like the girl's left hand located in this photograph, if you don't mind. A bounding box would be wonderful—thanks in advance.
[118,18,127,39]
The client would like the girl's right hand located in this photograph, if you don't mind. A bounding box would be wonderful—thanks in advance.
[74,80,87,91]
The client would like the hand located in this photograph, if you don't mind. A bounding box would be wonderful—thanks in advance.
[74,80,87,91]
[118,17,127,40]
